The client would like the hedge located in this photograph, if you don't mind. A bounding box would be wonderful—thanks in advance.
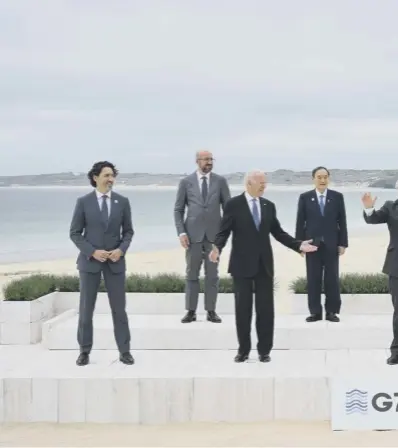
[289,273,389,294]
[3,272,279,301]
[3,273,240,301]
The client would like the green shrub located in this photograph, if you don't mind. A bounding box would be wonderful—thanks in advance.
[3,274,58,301]
[3,272,242,301]
[3,272,280,301]
[289,272,389,294]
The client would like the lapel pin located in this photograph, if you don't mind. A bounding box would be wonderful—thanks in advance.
[311,198,315,201]
[114,199,118,203]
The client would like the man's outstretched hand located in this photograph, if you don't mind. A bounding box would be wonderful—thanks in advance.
[209,246,220,263]
[299,239,318,253]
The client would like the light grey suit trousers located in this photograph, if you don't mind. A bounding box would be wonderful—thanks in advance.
[174,172,231,311]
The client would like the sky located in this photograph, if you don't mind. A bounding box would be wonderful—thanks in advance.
[1,0,398,175]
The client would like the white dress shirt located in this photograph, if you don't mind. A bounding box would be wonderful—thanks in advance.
[245,192,261,220]
[197,171,210,192]
[96,189,111,216]
[315,188,327,204]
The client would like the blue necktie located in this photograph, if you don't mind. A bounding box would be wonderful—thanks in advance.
[251,199,260,229]
[319,195,325,216]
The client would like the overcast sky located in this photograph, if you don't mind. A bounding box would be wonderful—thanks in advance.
[1,0,398,175]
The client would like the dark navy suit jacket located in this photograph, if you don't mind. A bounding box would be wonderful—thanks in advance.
[295,189,348,249]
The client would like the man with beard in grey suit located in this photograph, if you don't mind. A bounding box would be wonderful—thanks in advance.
[70,161,134,366]
[174,150,231,323]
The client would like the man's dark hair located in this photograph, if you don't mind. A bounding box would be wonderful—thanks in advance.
[87,161,118,187]
[312,166,330,178]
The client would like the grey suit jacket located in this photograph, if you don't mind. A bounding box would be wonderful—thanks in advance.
[174,172,231,243]
[69,190,134,273]
[363,199,398,277]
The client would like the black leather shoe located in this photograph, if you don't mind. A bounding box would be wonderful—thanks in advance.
[326,312,340,322]
[207,311,222,323]
[181,311,196,323]
[259,354,271,363]
[387,355,398,365]
[120,352,135,365]
[76,352,89,366]
[234,353,249,363]
[306,314,322,322]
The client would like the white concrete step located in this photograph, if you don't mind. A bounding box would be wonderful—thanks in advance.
[55,292,237,315]
[54,292,394,315]
[0,345,394,423]
[42,312,394,350]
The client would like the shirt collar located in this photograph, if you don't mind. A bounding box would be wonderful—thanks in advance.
[96,189,111,199]
[315,188,327,197]
[245,191,258,202]
[197,171,210,180]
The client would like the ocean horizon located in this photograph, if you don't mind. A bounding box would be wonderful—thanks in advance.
[1,184,394,265]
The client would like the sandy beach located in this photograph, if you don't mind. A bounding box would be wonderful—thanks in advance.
[0,228,390,297]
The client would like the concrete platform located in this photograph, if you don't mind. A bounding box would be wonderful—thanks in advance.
[54,292,394,315]
[0,345,395,423]
[42,312,393,350]
[55,292,237,315]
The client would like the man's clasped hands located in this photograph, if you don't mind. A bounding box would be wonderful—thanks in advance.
[92,249,123,263]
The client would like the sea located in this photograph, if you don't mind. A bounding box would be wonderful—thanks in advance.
[0,184,394,265]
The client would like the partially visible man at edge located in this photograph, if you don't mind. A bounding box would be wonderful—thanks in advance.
[362,191,398,365]
[174,150,231,323]
[295,167,348,323]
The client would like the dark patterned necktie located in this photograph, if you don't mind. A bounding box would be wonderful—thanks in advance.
[201,176,208,201]
[101,195,109,224]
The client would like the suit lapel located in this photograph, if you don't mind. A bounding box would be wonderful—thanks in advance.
[240,194,256,231]
[90,191,105,227]
[259,197,268,230]
[107,193,120,228]
[204,172,217,205]
[323,190,333,215]
[190,173,204,203]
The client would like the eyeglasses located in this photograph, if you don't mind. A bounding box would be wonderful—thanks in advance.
[198,158,215,162]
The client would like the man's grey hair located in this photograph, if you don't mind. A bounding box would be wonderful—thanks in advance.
[244,170,265,185]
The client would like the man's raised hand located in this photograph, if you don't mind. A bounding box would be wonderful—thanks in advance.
[361,192,377,209]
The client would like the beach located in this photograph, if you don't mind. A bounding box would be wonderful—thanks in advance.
[0,228,389,299]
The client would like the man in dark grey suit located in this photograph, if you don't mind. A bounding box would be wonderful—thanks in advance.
[70,161,134,366]
[174,150,231,323]
[362,191,398,365]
